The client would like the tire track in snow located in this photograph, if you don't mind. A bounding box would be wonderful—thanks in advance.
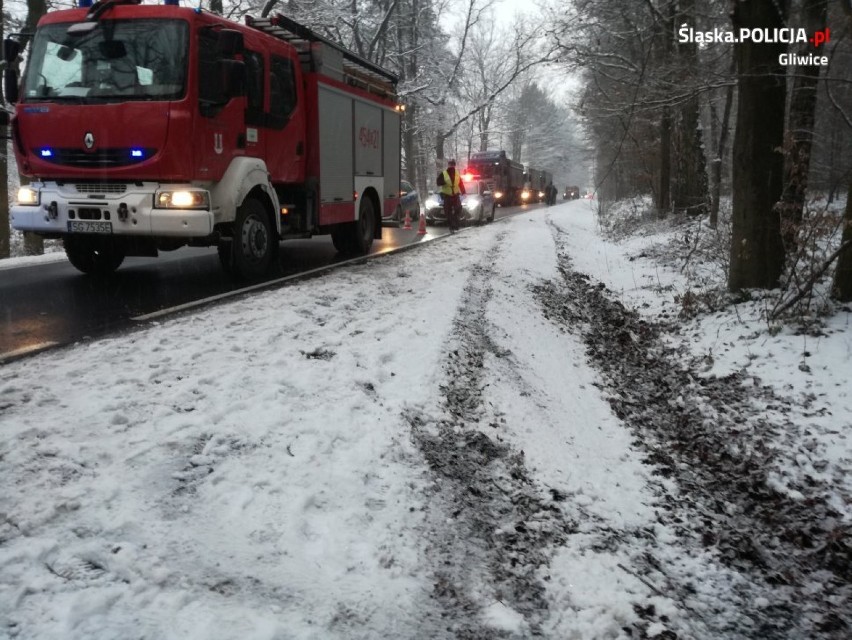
[534,219,852,639]
[407,231,577,638]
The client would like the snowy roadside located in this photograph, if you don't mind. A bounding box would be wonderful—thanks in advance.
[1,200,850,639]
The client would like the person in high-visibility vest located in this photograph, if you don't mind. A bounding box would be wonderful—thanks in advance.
[436,159,466,233]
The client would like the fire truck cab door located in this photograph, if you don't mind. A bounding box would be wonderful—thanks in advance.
[261,52,304,183]
[194,28,248,182]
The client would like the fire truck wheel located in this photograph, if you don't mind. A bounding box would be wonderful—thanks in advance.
[217,240,234,274]
[332,197,375,255]
[232,198,275,278]
[64,236,125,275]
[353,197,375,254]
[330,228,349,254]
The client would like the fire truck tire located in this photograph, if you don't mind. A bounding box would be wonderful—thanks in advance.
[64,236,125,275]
[217,239,234,274]
[232,198,275,278]
[332,197,375,255]
[330,228,349,253]
[353,197,376,254]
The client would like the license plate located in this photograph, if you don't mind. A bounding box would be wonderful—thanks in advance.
[67,220,112,234]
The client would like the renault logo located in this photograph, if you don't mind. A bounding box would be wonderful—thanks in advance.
[84,132,94,149]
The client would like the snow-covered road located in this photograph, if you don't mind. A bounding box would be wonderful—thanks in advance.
[1,200,850,639]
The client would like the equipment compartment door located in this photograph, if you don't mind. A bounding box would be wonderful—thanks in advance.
[318,85,353,206]
[383,109,400,205]
[353,101,382,177]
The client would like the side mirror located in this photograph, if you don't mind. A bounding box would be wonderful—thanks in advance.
[4,68,18,104]
[217,29,244,56]
[220,59,245,98]
[3,38,21,64]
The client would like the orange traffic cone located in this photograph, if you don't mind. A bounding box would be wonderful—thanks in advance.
[417,210,427,235]
[403,208,412,230]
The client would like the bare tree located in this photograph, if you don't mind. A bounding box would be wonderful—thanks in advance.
[829,0,852,299]
[1,0,9,259]
[554,0,718,212]
[707,53,735,229]
[727,0,788,291]
[19,0,47,256]
[832,182,852,301]
[670,0,708,216]
[777,0,829,252]
[430,1,557,166]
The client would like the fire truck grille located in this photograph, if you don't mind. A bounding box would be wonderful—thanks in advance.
[75,183,127,195]
[34,148,155,168]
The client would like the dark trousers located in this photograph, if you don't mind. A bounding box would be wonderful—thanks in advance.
[443,194,462,230]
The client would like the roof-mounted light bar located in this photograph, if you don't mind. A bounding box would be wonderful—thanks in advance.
[77,0,178,8]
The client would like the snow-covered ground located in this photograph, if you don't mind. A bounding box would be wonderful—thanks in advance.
[1,199,850,639]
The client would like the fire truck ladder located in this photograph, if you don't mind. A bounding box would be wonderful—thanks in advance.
[245,14,398,99]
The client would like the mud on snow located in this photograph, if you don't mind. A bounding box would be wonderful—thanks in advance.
[531,220,850,639]
[405,220,850,640]
[405,232,577,639]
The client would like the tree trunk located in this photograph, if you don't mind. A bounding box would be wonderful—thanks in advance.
[727,0,788,291]
[0,0,9,259]
[655,1,676,218]
[671,99,709,216]
[435,134,445,165]
[831,181,852,301]
[403,105,416,182]
[21,0,48,256]
[658,106,671,216]
[777,0,827,253]
[671,0,708,217]
[709,55,736,229]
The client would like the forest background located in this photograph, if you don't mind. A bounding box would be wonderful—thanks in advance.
[0,0,851,309]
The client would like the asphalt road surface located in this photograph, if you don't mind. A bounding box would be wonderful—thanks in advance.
[0,204,540,363]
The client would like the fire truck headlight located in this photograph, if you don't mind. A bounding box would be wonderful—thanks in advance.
[494,191,503,200]
[155,189,210,210]
[17,187,40,206]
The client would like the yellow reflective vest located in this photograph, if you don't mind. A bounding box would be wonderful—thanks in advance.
[439,169,462,196]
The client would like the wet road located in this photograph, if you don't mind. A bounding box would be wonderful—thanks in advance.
[0,205,537,362]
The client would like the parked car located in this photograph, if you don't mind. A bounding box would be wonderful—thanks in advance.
[383,180,421,226]
[424,180,495,226]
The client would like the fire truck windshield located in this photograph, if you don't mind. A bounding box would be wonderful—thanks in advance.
[22,19,188,103]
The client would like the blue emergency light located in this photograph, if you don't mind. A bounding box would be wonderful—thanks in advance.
[130,149,144,158]
[39,148,53,158]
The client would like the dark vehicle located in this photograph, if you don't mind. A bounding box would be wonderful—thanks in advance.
[564,186,581,200]
[383,179,421,226]
[424,179,494,226]
[524,168,553,203]
[465,150,524,207]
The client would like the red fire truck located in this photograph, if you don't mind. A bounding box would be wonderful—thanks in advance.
[465,150,524,207]
[4,0,402,278]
